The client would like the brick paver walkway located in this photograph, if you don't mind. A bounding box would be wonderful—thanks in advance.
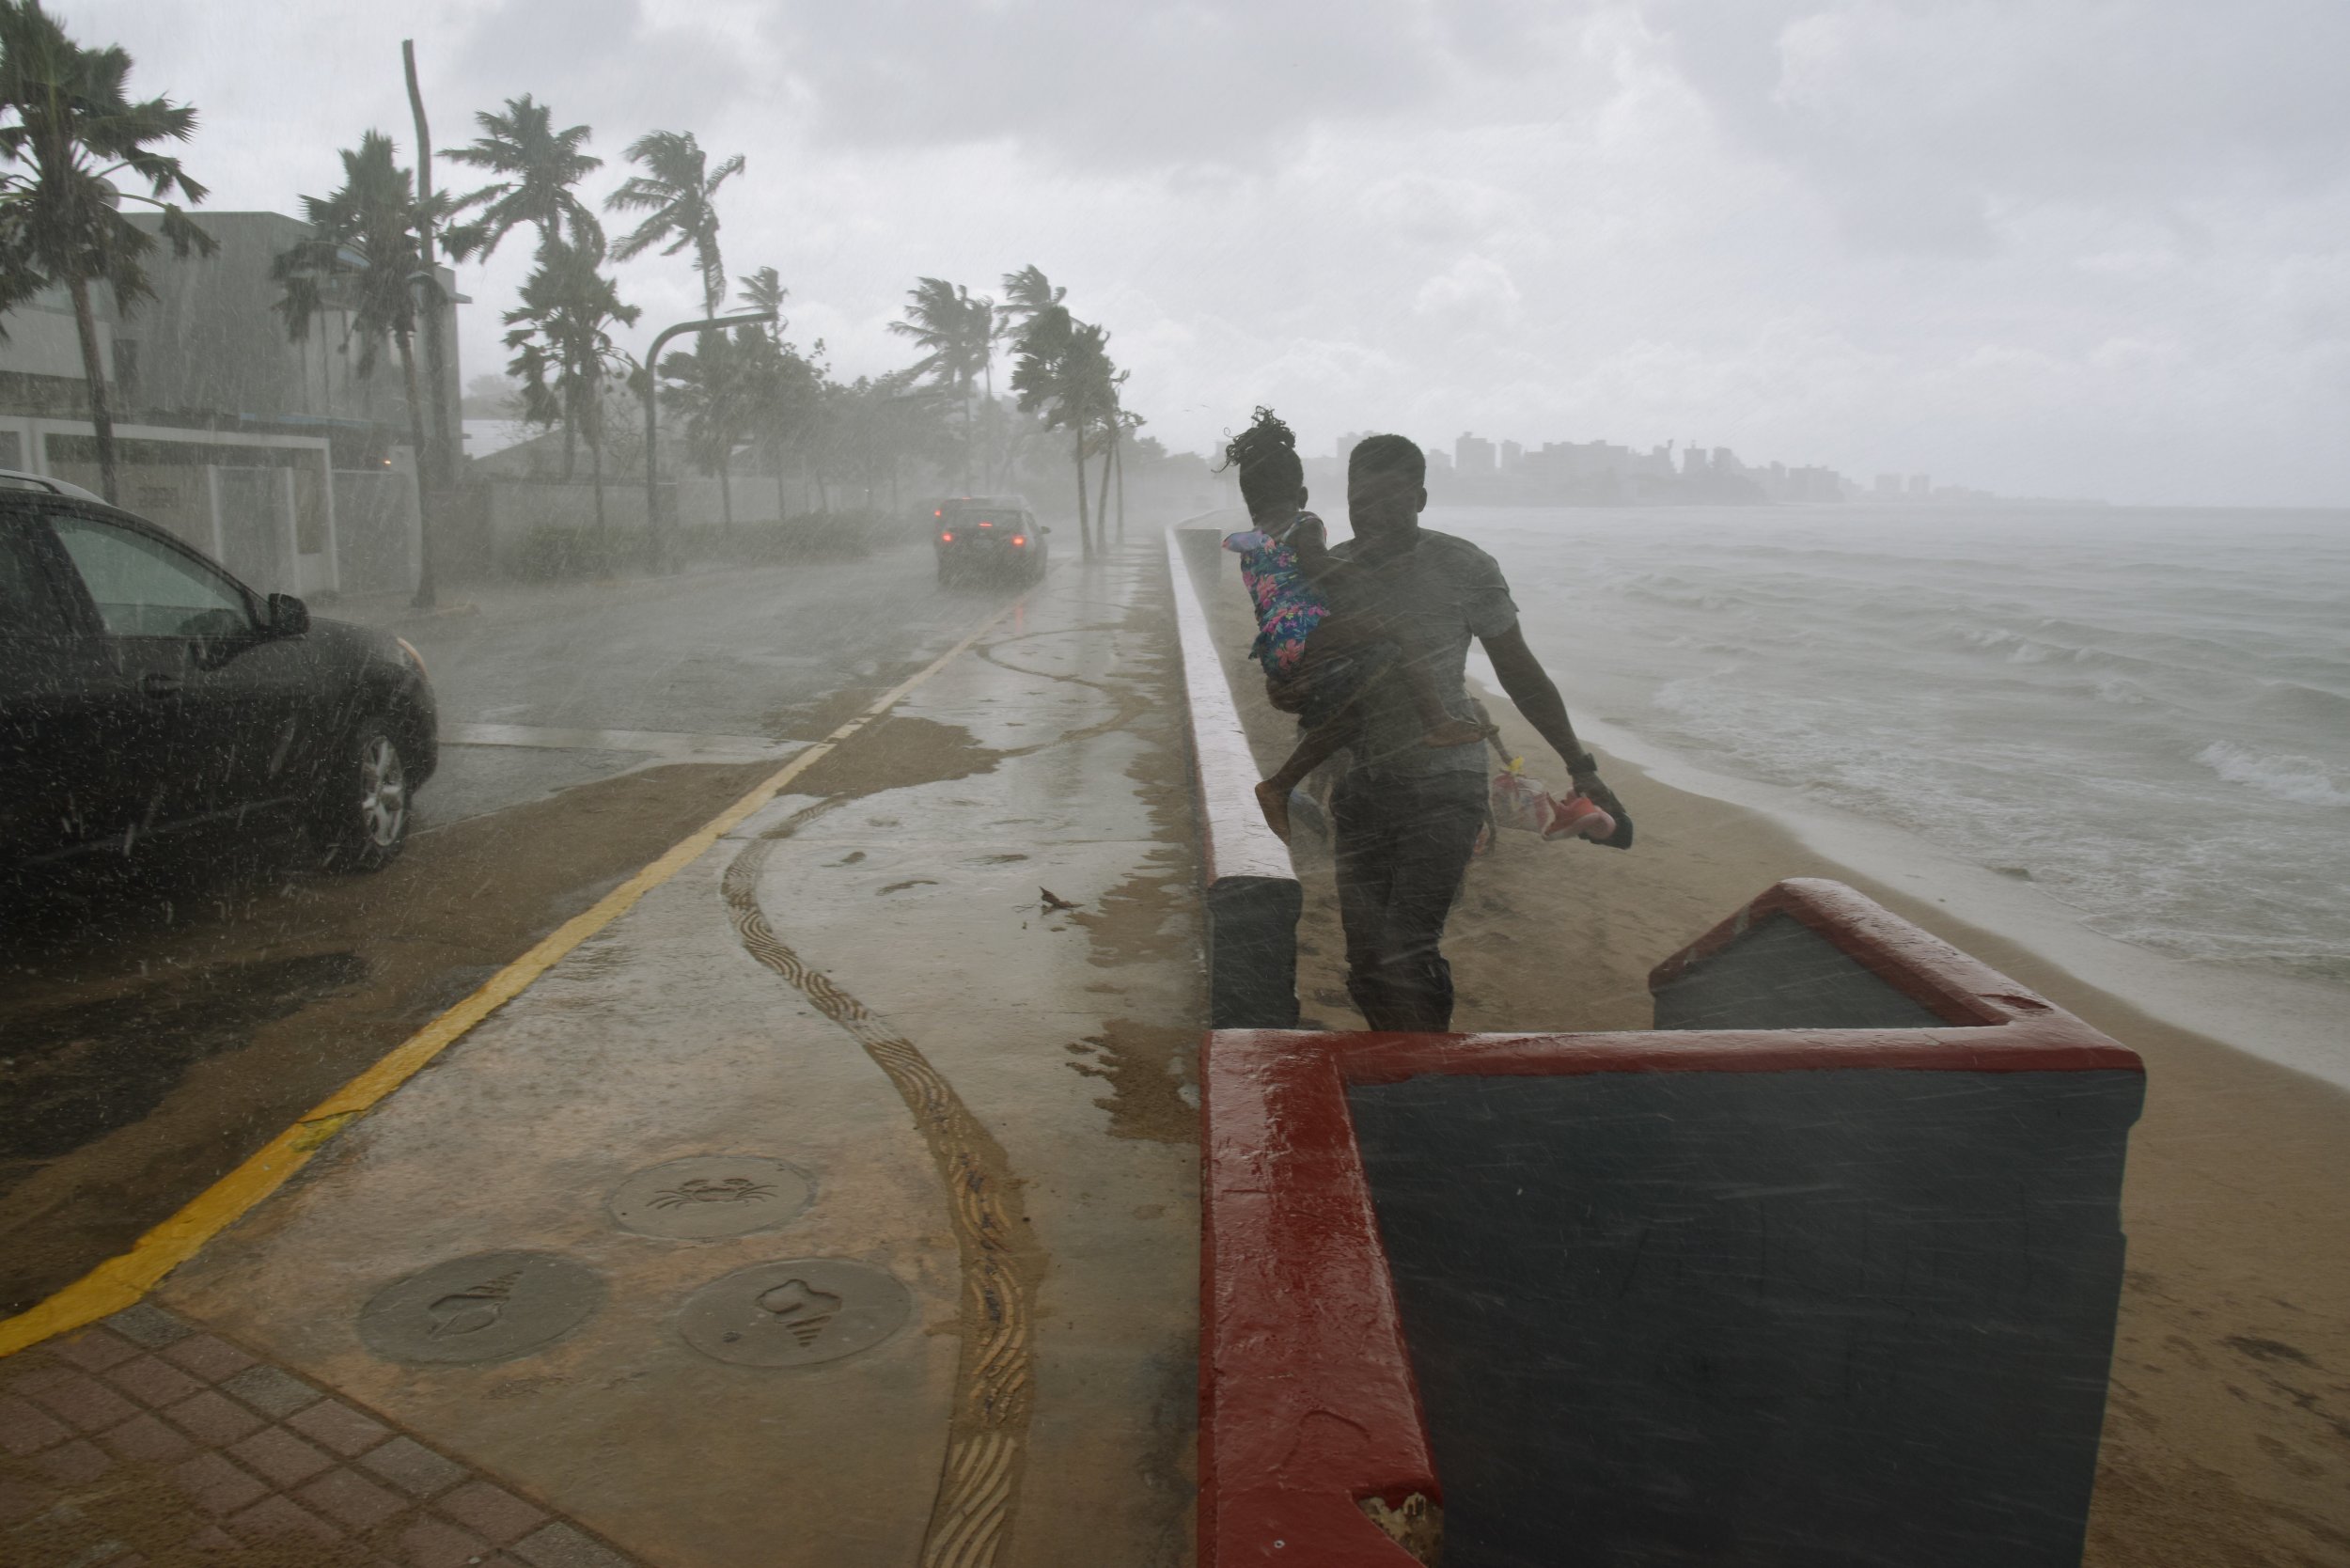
[1,1303,647,1568]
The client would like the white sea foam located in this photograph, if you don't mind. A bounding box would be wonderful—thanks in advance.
[2197,742,2350,806]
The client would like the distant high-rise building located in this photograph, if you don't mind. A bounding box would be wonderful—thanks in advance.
[1787,465,1844,501]
[1455,432,1495,473]
[1875,474,1903,497]
[1336,431,1363,466]
[1908,474,1931,498]
[1683,446,1711,477]
[1425,445,1453,474]
[1500,439,1523,471]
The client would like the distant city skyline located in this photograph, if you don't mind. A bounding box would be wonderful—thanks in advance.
[1321,426,2028,506]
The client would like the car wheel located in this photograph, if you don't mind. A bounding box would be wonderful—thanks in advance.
[318,715,411,872]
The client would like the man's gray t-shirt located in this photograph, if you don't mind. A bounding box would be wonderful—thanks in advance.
[1324,527,1518,777]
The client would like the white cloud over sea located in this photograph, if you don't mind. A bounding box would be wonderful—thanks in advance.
[67,0,2350,504]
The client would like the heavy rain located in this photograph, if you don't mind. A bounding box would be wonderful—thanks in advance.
[1,3,2346,1565]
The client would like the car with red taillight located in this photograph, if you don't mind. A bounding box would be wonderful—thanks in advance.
[932,495,1049,585]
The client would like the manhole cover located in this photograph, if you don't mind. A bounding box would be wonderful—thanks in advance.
[358,1251,603,1365]
[677,1259,912,1369]
[608,1155,814,1240]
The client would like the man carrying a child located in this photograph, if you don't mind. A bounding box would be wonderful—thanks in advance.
[1313,433,1629,1032]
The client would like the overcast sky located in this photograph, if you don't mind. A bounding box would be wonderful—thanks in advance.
[66,0,2350,505]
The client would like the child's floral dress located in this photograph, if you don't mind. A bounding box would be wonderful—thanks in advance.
[1223,510,1328,676]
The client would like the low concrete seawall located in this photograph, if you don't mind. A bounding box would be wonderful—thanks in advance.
[1167,525,1302,1027]
[1198,879,2143,1568]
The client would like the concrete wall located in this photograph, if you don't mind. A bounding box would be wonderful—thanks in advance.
[1167,524,1302,1028]
[479,474,801,554]
[24,419,355,598]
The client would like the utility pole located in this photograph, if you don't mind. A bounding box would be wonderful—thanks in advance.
[403,39,454,609]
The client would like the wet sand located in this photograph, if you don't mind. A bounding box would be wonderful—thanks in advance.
[1290,692,2350,1567]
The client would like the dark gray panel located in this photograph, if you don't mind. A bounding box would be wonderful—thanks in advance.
[1653,914,1951,1031]
[1206,875,1302,1028]
[1347,1068,2140,1568]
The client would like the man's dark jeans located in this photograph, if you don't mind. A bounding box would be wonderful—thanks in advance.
[1332,767,1487,1031]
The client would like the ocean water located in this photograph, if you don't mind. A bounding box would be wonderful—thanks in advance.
[1429,505,2350,991]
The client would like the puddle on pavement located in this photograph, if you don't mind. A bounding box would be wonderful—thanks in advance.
[0,951,368,1185]
[1064,1020,1198,1143]
[785,714,1007,800]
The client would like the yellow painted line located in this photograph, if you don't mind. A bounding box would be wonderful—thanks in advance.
[0,603,1021,1358]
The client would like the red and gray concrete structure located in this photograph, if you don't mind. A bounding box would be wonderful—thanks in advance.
[1196,881,2143,1567]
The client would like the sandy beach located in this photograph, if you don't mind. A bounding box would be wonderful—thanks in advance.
[1202,541,2350,1566]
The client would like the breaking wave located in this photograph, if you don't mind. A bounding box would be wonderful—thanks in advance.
[2197,743,2350,807]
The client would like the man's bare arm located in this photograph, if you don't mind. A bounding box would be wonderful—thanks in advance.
[1480,623,1600,788]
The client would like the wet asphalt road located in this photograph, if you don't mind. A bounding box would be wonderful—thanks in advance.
[0,541,1029,1314]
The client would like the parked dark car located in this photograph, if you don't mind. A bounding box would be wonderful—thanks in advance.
[0,491,437,875]
[932,496,1049,584]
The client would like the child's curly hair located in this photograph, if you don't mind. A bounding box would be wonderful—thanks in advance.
[1218,406,1306,515]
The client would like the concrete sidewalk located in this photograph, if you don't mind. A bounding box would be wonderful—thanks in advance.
[0,541,1202,1568]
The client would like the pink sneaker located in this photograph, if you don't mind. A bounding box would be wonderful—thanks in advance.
[1542,792,1617,842]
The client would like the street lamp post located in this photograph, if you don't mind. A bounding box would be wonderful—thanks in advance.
[640,310,776,573]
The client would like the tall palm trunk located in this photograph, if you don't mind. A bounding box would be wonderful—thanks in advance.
[1114,427,1126,539]
[396,327,437,606]
[65,274,120,505]
[587,383,608,551]
[980,359,995,492]
[774,444,789,523]
[963,381,976,492]
[717,451,734,535]
[1094,420,1114,557]
[1072,423,1091,561]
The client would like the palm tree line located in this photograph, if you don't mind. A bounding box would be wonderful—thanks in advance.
[0,5,1146,557]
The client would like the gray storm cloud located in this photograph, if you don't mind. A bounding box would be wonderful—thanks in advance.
[52,0,2350,503]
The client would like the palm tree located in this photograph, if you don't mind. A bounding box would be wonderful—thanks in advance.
[0,0,212,504]
[823,368,942,513]
[658,327,754,532]
[737,264,786,322]
[1071,324,1121,558]
[442,93,601,262]
[889,276,994,492]
[1003,268,1126,560]
[441,96,607,477]
[271,132,443,597]
[999,263,1063,326]
[1002,265,1095,556]
[735,268,822,522]
[604,129,741,315]
[502,233,638,544]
